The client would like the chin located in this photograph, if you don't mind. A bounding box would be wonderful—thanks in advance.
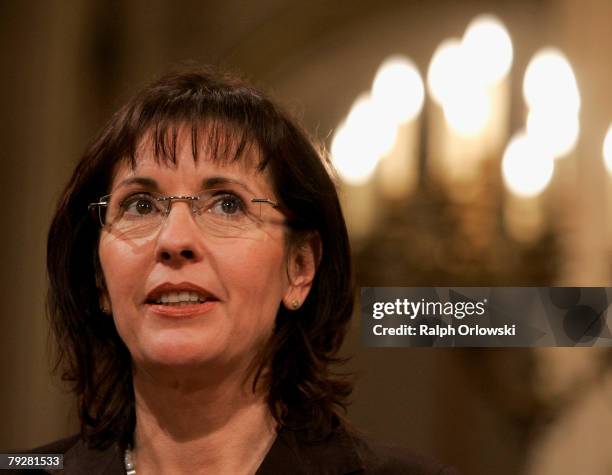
[137,332,226,369]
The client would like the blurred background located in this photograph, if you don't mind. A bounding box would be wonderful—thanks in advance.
[1,1,612,474]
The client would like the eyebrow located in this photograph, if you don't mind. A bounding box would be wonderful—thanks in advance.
[114,177,160,191]
[114,176,256,195]
[202,177,255,194]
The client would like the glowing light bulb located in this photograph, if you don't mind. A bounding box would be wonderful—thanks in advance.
[526,109,580,158]
[523,48,581,115]
[502,131,555,197]
[372,55,424,124]
[346,94,397,157]
[462,14,513,86]
[427,38,462,105]
[331,122,376,185]
[331,94,397,185]
[603,124,612,176]
[443,89,491,137]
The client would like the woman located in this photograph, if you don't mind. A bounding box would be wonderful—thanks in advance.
[30,66,459,474]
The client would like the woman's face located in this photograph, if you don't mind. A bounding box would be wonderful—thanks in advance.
[98,135,309,376]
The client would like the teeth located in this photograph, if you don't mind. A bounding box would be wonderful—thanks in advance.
[154,291,207,305]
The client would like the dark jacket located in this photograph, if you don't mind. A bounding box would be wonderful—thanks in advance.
[8,427,460,475]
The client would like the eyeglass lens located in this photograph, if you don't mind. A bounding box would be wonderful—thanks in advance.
[100,190,269,239]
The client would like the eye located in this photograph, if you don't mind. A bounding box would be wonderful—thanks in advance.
[120,193,159,217]
[209,193,246,217]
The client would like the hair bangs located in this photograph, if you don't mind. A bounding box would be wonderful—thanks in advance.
[117,84,272,172]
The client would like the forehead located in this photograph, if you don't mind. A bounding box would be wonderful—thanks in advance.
[110,127,274,194]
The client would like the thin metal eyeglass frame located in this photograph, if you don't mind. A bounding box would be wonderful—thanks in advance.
[87,193,283,229]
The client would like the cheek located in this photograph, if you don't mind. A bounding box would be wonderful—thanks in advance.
[98,236,149,309]
[214,241,288,317]
[228,243,285,286]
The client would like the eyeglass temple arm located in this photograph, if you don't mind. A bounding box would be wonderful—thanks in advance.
[88,202,108,210]
[251,198,279,208]
[88,195,111,209]
[252,198,296,222]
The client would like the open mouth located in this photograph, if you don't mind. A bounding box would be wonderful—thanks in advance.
[145,283,220,308]
[149,291,211,306]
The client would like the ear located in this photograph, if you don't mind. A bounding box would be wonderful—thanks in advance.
[283,232,321,310]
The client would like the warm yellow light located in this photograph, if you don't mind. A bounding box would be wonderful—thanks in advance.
[331,122,377,185]
[427,38,462,105]
[502,131,555,197]
[372,55,424,124]
[346,94,397,157]
[523,48,581,114]
[603,124,612,175]
[526,109,580,158]
[462,14,513,86]
[428,15,512,109]
[331,94,397,185]
[428,19,510,138]
[443,89,491,137]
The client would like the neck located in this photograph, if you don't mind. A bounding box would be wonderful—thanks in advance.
[131,363,276,475]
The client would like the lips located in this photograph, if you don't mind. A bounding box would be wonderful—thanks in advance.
[145,282,219,305]
[145,282,220,318]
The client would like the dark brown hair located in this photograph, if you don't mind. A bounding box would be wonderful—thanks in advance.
[47,65,354,448]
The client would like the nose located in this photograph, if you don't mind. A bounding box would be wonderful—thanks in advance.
[154,202,204,266]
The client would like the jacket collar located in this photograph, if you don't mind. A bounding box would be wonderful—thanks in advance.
[61,437,124,475]
[256,427,364,475]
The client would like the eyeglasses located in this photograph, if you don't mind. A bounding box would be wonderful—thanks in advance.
[88,185,286,239]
